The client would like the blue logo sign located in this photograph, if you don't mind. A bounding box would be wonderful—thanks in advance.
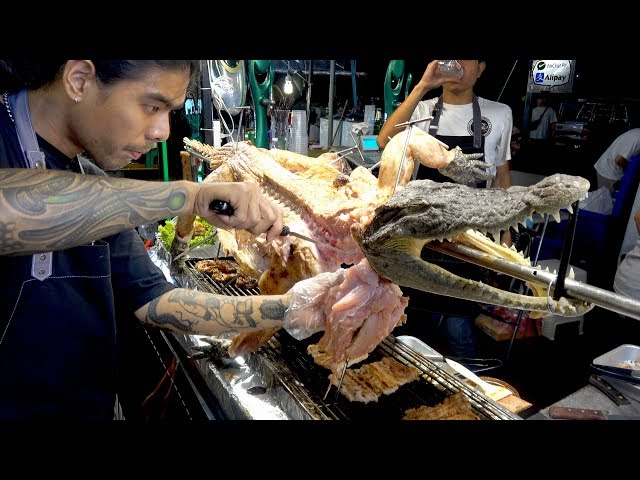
[535,72,544,83]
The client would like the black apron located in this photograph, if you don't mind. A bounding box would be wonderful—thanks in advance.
[406,95,488,317]
[416,94,486,187]
[0,89,117,420]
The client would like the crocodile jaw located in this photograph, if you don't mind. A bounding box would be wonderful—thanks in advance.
[352,174,594,317]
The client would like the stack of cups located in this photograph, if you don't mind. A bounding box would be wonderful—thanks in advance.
[288,110,308,156]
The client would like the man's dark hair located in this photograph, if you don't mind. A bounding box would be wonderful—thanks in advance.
[0,60,201,93]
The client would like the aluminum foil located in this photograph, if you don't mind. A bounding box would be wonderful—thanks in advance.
[175,334,294,420]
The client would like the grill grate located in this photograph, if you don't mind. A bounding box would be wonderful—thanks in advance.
[181,258,519,420]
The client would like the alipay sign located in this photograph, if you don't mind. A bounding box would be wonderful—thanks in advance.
[527,60,576,93]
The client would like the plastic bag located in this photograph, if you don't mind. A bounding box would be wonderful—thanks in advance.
[284,269,347,340]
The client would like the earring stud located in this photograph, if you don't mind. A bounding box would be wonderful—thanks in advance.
[74,97,79,104]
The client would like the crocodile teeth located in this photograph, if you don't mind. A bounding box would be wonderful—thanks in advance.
[552,211,561,223]
[567,205,574,214]
[569,267,575,279]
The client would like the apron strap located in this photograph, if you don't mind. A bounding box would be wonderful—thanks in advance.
[429,94,483,149]
[7,89,52,280]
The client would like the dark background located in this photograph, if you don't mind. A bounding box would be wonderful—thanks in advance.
[306,58,640,128]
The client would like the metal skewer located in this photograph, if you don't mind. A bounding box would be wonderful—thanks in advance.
[367,160,382,171]
[234,108,245,155]
[393,125,414,195]
[349,131,368,165]
[426,241,640,320]
[328,146,358,165]
[394,115,433,128]
[334,359,349,401]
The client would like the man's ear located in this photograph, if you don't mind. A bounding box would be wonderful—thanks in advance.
[62,60,96,104]
[477,61,486,78]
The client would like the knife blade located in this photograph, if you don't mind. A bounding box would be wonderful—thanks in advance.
[591,364,640,386]
[548,406,640,420]
[209,200,343,253]
[279,226,343,253]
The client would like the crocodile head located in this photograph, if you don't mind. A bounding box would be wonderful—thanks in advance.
[352,174,594,317]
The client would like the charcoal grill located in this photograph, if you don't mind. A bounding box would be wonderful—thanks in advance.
[171,257,520,420]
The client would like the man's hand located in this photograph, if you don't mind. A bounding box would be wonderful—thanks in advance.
[283,269,347,340]
[194,182,283,242]
[416,60,458,92]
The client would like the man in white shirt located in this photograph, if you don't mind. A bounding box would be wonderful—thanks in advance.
[379,60,512,192]
[378,60,513,358]
[593,128,640,192]
[529,96,557,142]
[614,209,640,301]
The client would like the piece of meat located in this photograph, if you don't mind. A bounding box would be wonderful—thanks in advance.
[307,343,368,370]
[327,356,421,403]
[402,391,479,420]
[316,259,409,372]
[194,259,239,283]
[235,275,258,289]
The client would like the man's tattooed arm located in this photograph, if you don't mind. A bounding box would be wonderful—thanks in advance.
[0,169,193,255]
[136,288,290,336]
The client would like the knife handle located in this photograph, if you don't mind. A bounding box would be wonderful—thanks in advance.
[548,406,607,420]
[209,200,234,216]
[209,201,292,239]
[589,374,630,406]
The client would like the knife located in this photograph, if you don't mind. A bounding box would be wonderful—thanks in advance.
[601,377,640,404]
[210,200,343,253]
[591,364,640,386]
[548,406,639,420]
[589,374,630,406]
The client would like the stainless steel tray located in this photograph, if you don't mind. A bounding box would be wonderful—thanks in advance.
[591,344,640,386]
[593,344,640,369]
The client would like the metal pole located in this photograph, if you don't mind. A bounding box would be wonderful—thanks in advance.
[327,60,335,149]
[496,60,518,103]
[554,200,580,300]
[351,60,358,108]
[160,141,169,182]
[306,60,313,135]
[427,242,640,320]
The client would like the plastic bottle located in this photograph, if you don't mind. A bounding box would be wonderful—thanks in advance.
[438,60,463,79]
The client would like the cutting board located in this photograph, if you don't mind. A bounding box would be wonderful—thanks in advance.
[498,394,532,414]
[465,377,532,414]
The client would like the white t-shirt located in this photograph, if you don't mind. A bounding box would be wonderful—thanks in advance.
[410,96,512,187]
[594,128,640,181]
[614,239,640,300]
[529,105,557,140]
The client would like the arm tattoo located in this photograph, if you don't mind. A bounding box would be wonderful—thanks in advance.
[0,169,188,255]
[259,300,286,320]
[143,289,285,336]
